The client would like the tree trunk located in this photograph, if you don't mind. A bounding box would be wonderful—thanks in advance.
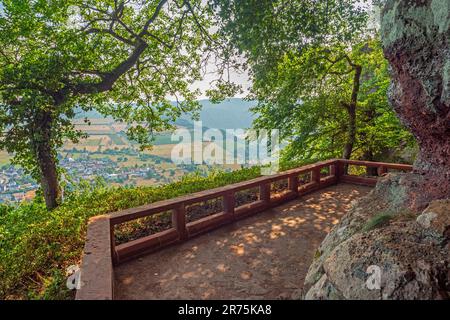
[342,105,356,159]
[381,0,450,209]
[34,111,60,210]
[342,64,362,164]
[362,149,378,176]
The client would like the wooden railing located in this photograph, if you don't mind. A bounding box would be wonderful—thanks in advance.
[338,159,413,186]
[76,158,412,299]
[107,159,412,265]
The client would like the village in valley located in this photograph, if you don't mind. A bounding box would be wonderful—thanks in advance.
[0,120,236,204]
[0,99,254,204]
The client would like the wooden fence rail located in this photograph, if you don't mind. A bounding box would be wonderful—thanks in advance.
[107,159,412,265]
[76,158,412,299]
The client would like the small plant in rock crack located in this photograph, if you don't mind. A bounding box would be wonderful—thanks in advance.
[363,212,394,232]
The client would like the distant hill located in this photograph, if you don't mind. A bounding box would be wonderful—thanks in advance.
[177,98,256,129]
[75,98,256,129]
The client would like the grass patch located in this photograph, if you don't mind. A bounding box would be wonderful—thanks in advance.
[362,208,417,233]
[313,249,322,260]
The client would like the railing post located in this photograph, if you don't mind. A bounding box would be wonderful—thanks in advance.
[223,191,235,221]
[311,167,321,184]
[260,182,271,205]
[77,215,115,299]
[336,160,345,180]
[330,163,340,184]
[377,166,387,176]
[330,164,336,176]
[172,203,187,241]
[288,174,299,195]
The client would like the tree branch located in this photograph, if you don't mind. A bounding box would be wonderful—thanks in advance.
[183,0,216,45]
[70,40,148,95]
[85,27,135,46]
[139,0,169,36]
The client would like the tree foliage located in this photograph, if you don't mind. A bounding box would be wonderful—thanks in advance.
[0,166,261,299]
[0,0,220,208]
[252,38,414,164]
[211,0,368,81]
[211,0,414,165]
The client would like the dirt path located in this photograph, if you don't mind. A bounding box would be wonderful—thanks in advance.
[114,184,371,300]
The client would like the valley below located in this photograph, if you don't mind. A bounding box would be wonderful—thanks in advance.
[0,99,255,203]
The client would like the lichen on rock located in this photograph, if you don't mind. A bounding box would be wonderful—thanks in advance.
[416,199,450,238]
[431,0,450,33]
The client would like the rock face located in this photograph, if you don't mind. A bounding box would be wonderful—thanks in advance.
[303,0,450,301]
[416,199,450,239]
[380,0,450,210]
[303,185,450,300]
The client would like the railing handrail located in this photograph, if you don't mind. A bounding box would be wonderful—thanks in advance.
[108,158,413,264]
[338,159,413,171]
[109,159,336,225]
[109,159,412,225]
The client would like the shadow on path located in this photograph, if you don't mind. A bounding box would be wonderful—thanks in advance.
[114,183,371,299]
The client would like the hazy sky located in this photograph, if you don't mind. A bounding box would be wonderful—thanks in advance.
[189,58,251,100]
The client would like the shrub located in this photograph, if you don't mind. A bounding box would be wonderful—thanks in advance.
[0,204,11,216]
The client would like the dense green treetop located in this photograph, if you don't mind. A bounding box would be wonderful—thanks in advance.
[0,0,223,208]
[211,0,413,164]
[211,0,369,80]
[261,38,414,164]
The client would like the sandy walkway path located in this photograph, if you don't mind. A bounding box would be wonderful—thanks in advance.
[114,183,371,300]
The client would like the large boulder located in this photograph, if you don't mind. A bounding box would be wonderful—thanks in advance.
[303,192,450,300]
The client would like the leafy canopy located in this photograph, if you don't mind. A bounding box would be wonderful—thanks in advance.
[0,0,218,179]
[211,0,413,164]
[259,38,414,164]
[211,0,369,80]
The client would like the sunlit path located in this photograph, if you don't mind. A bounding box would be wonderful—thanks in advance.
[114,184,371,300]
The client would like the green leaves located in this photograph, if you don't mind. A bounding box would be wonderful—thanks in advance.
[212,0,370,77]
[213,1,413,164]
[268,38,413,164]
[0,0,218,194]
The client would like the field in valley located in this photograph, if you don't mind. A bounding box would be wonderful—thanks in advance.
[0,118,241,190]
[0,119,180,166]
